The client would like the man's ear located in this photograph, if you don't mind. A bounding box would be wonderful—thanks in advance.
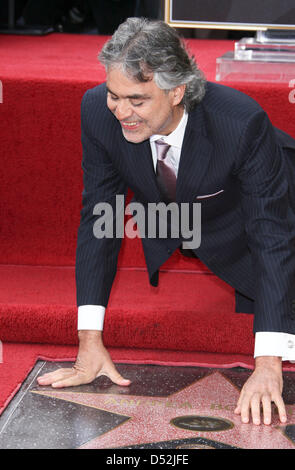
[171,84,186,106]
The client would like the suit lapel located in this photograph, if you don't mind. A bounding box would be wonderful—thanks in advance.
[176,107,213,203]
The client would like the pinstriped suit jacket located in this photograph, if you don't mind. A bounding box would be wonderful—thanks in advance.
[75,81,295,334]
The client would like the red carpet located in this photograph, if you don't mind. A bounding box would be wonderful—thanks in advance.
[1,33,295,415]
[0,265,253,352]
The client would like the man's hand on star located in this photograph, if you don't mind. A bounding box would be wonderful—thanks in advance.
[234,356,287,425]
[37,330,131,388]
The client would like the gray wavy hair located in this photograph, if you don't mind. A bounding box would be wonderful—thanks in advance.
[99,17,206,112]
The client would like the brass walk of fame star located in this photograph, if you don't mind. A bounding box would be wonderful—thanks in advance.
[32,372,295,449]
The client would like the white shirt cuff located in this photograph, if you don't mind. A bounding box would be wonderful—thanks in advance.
[77,305,105,331]
[254,332,295,361]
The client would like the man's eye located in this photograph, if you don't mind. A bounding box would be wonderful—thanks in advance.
[132,101,143,107]
[107,93,118,101]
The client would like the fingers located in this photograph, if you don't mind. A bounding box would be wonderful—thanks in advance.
[234,391,251,424]
[249,393,261,425]
[50,372,89,388]
[235,390,287,425]
[37,368,74,386]
[273,393,287,424]
[38,366,102,388]
[37,368,89,388]
[261,395,272,425]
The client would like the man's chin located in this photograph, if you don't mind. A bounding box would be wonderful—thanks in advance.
[122,129,149,144]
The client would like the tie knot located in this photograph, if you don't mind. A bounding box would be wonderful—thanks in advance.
[155,139,170,161]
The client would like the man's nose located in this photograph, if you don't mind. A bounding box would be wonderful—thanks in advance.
[115,100,132,121]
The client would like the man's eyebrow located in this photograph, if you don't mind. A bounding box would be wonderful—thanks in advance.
[106,86,150,100]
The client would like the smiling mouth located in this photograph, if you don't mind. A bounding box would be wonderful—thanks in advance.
[121,121,141,130]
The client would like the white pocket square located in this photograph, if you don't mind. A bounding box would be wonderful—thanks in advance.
[196,190,224,199]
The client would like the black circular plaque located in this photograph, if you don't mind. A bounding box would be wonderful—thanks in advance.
[171,415,234,432]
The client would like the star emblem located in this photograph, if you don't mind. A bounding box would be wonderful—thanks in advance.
[32,371,295,449]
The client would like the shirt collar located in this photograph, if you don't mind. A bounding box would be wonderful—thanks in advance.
[149,109,188,149]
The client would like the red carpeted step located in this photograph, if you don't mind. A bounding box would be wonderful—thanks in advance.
[0,265,254,355]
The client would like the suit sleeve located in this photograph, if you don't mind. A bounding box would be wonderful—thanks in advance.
[75,90,127,307]
[234,110,295,333]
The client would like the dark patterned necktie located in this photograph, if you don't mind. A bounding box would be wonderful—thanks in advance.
[155,139,176,202]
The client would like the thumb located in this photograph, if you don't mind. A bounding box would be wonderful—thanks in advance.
[108,368,132,386]
[99,362,131,387]
[234,394,242,414]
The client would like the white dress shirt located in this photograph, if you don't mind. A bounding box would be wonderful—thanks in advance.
[78,110,295,361]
